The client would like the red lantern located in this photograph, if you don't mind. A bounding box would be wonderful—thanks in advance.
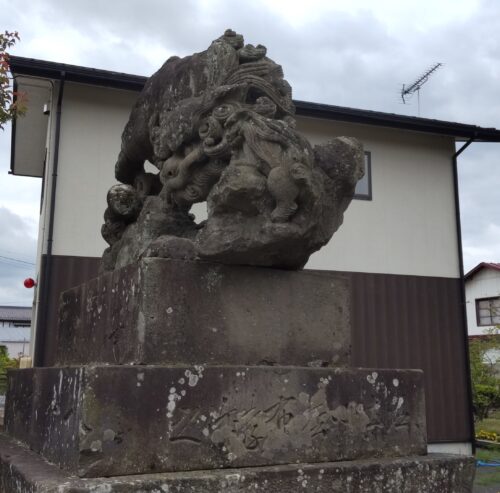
[24,278,36,288]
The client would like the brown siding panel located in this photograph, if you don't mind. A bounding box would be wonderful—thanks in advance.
[39,256,471,444]
[41,255,100,367]
[349,272,471,444]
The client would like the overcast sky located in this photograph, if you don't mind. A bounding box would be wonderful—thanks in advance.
[0,0,499,307]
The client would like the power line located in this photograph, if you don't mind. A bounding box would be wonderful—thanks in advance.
[0,301,33,305]
[0,247,35,258]
[0,262,34,272]
[0,255,35,266]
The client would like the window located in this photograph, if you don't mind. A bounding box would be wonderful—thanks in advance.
[354,151,372,200]
[476,297,500,326]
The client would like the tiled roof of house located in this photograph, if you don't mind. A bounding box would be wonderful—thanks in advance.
[464,262,500,280]
[0,306,32,322]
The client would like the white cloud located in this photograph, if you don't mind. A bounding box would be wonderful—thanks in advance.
[463,223,500,273]
[0,207,37,306]
[0,127,41,234]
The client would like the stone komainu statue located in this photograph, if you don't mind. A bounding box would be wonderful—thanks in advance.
[101,29,364,271]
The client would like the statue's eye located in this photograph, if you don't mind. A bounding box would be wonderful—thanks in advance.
[213,104,233,120]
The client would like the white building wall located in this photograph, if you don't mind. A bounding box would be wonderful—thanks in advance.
[299,118,459,278]
[466,268,500,335]
[52,82,138,258]
[0,341,30,358]
[427,442,473,456]
[0,321,31,358]
[47,83,459,279]
[36,80,58,262]
[31,80,60,357]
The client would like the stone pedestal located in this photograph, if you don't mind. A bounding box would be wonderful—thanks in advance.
[5,366,426,477]
[55,259,351,367]
[0,259,475,491]
[0,434,474,493]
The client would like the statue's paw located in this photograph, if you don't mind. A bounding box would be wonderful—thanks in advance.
[271,202,298,223]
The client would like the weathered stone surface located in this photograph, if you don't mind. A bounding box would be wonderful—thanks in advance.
[56,259,351,367]
[5,366,426,478]
[0,434,475,493]
[101,30,365,271]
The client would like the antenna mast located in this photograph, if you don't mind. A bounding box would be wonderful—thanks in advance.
[401,63,442,116]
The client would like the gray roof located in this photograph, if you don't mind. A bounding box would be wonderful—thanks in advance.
[0,326,30,342]
[0,306,32,322]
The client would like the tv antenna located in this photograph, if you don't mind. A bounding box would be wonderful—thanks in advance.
[401,63,442,116]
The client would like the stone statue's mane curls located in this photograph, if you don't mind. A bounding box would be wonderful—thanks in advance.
[101,29,364,271]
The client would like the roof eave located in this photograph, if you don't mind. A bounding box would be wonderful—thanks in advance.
[295,100,500,142]
[9,56,146,91]
[465,262,500,280]
[8,55,500,143]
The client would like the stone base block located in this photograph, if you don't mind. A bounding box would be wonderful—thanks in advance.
[6,365,426,477]
[0,434,474,493]
[56,258,350,367]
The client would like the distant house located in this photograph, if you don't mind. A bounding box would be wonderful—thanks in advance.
[8,55,500,457]
[0,306,31,358]
[465,262,500,336]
